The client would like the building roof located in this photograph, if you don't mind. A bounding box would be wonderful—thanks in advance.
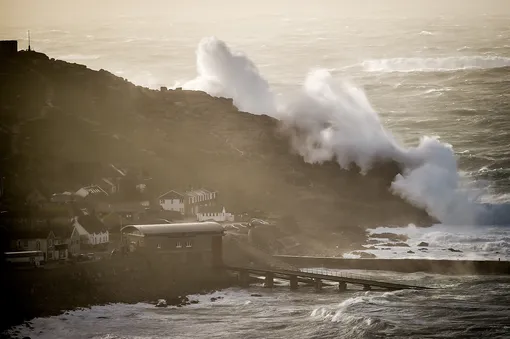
[121,222,224,237]
[158,190,184,199]
[8,227,53,239]
[77,215,107,234]
[75,185,109,198]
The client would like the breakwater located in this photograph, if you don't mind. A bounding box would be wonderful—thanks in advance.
[0,255,234,333]
[274,255,510,275]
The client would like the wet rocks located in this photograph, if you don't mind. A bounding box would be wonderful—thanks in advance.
[448,248,463,253]
[369,233,409,242]
[380,242,410,247]
[407,250,415,254]
[250,293,263,297]
[210,296,224,302]
[155,299,167,308]
[418,242,429,247]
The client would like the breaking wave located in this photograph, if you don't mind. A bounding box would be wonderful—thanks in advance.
[182,37,509,226]
[362,56,510,73]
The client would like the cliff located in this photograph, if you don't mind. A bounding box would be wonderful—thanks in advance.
[0,51,433,241]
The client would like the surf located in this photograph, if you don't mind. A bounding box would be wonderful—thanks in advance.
[182,37,509,227]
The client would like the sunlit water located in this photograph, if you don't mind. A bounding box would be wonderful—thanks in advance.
[2,1,510,337]
[7,273,510,339]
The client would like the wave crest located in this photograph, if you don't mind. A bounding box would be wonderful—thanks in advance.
[362,56,510,73]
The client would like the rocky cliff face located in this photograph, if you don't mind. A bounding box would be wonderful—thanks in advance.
[0,51,433,240]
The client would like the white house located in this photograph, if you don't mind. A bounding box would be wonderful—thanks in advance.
[158,190,185,214]
[197,206,234,223]
[72,215,109,247]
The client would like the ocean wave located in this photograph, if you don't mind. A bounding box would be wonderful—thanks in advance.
[362,56,510,73]
[181,37,510,227]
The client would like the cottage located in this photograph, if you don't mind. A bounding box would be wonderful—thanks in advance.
[121,222,224,267]
[197,206,234,223]
[8,227,57,261]
[51,225,81,256]
[158,188,217,216]
[158,190,185,214]
[72,215,109,249]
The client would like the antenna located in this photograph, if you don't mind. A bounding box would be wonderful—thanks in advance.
[27,30,31,51]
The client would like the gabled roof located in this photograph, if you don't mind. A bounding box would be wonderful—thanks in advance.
[121,222,223,237]
[77,215,107,234]
[158,190,184,199]
[75,185,109,198]
[9,227,53,239]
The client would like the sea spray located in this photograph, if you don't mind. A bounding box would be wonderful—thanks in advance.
[182,37,505,226]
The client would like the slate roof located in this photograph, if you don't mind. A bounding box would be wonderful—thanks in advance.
[121,222,223,237]
[77,215,107,234]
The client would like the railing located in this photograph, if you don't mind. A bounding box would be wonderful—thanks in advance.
[298,267,425,288]
[300,267,379,282]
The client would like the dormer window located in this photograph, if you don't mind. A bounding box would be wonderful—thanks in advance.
[176,241,182,248]
[185,241,192,248]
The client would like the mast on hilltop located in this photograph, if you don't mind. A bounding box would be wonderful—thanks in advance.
[27,30,31,51]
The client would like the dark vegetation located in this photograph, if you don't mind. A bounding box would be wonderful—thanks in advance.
[0,51,433,246]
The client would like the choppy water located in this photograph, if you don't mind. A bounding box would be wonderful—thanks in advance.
[6,272,510,339]
[2,0,510,336]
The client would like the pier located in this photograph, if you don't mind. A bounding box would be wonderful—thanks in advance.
[225,266,430,291]
[273,256,510,275]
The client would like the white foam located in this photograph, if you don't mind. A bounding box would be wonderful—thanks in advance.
[182,37,508,227]
[362,56,510,72]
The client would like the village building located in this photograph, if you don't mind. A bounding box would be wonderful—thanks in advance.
[196,206,234,223]
[121,222,224,267]
[0,40,17,58]
[158,188,217,216]
[72,215,109,249]
[158,190,185,214]
[8,228,61,261]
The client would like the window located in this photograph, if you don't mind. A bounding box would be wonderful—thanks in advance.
[23,240,28,247]
[157,243,161,249]
[36,241,41,250]
[176,241,182,248]
[48,239,53,247]
[185,241,192,248]
[17,240,21,249]
[160,199,165,204]
[48,252,53,259]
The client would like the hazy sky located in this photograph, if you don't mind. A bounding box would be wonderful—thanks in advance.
[2,0,510,28]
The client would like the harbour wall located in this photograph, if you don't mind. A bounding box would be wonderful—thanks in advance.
[0,254,234,333]
[274,255,510,275]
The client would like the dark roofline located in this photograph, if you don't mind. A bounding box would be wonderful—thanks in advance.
[158,190,184,199]
[121,222,224,237]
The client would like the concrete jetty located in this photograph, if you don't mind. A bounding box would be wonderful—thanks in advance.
[274,256,510,275]
[225,265,430,291]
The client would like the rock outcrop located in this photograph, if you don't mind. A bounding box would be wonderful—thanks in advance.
[0,51,434,240]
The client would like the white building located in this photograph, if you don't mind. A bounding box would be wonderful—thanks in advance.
[158,188,218,216]
[197,206,234,223]
[72,215,109,247]
[158,190,185,214]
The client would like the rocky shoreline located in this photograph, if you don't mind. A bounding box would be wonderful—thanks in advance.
[0,256,237,335]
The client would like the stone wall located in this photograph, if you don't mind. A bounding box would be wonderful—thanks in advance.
[0,254,234,332]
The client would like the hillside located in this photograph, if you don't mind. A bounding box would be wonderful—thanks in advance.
[0,51,433,244]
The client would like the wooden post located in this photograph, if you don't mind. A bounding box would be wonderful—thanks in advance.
[264,272,274,288]
[314,278,322,291]
[239,271,250,287]
[338,281,347,292]
[290,276,298,290]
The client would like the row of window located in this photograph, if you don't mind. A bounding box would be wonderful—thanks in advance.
[156,241,193,249]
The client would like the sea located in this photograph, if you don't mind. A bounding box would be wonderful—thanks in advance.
[2,0,510,337]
